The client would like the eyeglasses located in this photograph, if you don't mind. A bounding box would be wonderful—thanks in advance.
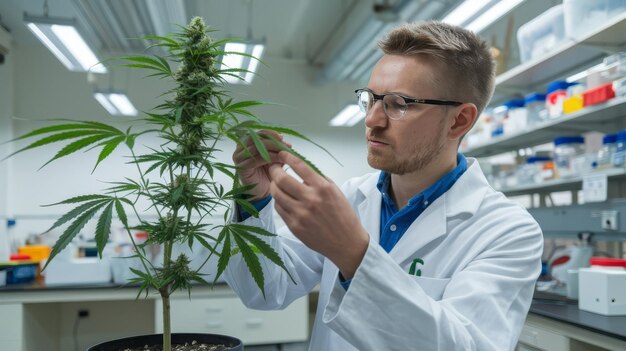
[355,88,463,120]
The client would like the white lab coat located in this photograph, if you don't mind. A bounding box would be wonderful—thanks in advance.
[224,158,543,351]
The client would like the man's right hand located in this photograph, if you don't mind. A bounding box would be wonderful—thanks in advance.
[232,130,291,201]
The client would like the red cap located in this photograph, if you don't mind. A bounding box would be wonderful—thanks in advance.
[10,254,32,261]
[589,257,626,268]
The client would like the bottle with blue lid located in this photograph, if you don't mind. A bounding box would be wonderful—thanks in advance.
[554,136,585,178]
[518,156,554,185]
[596,134,617,170]
[525,92,547,126]
[612,130,626,168]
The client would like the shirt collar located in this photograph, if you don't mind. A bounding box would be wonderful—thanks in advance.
[376,153,468,208]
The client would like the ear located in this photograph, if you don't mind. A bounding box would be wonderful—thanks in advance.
[448,103,478,141]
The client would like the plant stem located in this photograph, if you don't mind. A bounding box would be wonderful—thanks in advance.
[160,286,172,351]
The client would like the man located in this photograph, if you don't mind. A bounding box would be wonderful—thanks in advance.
[225,21,543,351]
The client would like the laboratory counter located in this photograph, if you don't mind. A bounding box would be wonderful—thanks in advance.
[530,299,626,341]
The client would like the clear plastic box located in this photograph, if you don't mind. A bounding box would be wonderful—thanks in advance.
[564,0,626,40]
[517,5,566,63]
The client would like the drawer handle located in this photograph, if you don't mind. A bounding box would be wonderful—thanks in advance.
[205,307,223,313]
[206,321,223,328]
[245,318,263,328]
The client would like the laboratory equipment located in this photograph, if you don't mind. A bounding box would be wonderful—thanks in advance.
[578,258,626,316]
[564,0,626,39]
[612,130,626,167]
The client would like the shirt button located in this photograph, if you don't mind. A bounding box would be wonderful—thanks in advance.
[390,224,397,231]
[423,200,429,207]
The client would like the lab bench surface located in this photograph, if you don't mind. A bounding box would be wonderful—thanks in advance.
[530,299,626,341]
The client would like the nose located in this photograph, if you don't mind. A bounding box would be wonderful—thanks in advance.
[364,99,388,128]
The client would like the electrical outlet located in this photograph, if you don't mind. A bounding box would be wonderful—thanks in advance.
[601,210,618,231]
[78,309,90,318]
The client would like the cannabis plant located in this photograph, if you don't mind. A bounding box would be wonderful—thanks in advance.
[7,17,325,351]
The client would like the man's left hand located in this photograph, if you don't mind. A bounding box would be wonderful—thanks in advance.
[268,151,369,279]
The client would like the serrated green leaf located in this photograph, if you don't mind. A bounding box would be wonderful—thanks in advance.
[115,199,129,228]
[232,232,265,299]
[5,123,105,143]
[247,129,271,162]
[43,204,105,270]
[5,130,108,160]
[93,136,126,172]
[43,199,109,234]
[95,202,114,258]
[230,223,276,237]
[43,194,112,207]
[231,227,295,284]
[39,134,112,169]
[214,227,231,284]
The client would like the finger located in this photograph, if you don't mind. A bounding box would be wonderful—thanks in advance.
[236,151,283,169]
[269,178,299,212]
[278,151,323,186]
[268,163,310,200]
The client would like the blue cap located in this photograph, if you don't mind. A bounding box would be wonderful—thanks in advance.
[7,218,16,227]
[547,81,577,94]
[526,156,552,164]
[525,92,546,103]
[554,136,584,146]
[618,130,626,141]
[503,99,525,108]
[603,134,617,144]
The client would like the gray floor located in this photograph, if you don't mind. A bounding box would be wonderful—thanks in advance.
[245,342,309,351]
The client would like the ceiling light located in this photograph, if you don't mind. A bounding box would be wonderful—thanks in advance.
[94,92,138,116]
[329,105,365,127]
[442,0,492,26]
[465,0,525,33]
[24,14,107,73]
[220,41,265,84]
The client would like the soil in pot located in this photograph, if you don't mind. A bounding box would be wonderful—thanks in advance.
[88,333,243,351]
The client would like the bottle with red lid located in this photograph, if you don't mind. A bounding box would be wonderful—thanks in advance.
[589,257,626,270]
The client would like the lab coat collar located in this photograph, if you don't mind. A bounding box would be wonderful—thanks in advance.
[356,157,489,263]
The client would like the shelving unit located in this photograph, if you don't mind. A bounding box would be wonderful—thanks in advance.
[495,167,626,197]
[463,96,626,157]
[463,12,626,158]
[492,11,626,103]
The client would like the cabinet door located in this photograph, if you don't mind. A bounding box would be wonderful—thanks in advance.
[518,324,569,351]
[155,295,309,345]
[0,304,23,350]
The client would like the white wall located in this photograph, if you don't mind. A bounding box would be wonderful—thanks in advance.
[0,30,14,260]
[7,43,373,242]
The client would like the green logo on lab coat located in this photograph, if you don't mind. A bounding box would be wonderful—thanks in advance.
[409,258,424,276]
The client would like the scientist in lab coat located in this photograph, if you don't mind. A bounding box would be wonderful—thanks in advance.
[225,21,543,351]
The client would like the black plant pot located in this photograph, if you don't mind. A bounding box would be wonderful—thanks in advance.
[87,333,243,351]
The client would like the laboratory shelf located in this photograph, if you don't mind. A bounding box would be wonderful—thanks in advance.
[463,95,626,157]
[496,167,626,197]
[492,11,626,103]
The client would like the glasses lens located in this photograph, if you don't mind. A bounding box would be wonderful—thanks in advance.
[357,90,372,114]
[383,94,407,119]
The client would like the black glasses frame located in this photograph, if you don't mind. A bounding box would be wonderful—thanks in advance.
[355,88,463,108]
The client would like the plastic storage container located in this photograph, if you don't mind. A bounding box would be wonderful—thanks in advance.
[501,99,527,135]
[517,5,566,63]
[583,82,616,106]
[546,81,575,118]
[517,156,554,185]
[524,92,547,126]
[613,130,626,167]
[615,77,626,97]
[554,136,585,178]
[564,0,626,39]
[596,134,617,169]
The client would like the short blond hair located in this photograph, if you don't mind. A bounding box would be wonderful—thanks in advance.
[378,21,495,115]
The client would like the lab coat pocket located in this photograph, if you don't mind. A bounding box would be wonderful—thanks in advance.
[412,276,450,301]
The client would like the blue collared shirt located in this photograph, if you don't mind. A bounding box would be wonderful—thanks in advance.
[340,153,468,289]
